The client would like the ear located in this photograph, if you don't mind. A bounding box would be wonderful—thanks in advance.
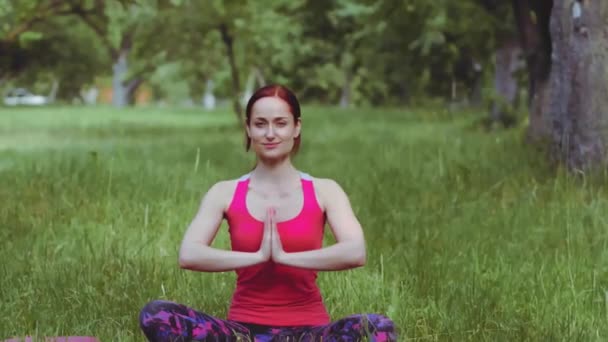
[294,118,302,138]
[245,121,251,138]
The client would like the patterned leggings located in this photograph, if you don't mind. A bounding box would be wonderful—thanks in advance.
[139,300,397,341]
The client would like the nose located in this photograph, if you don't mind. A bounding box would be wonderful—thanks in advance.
[265,125,276,140]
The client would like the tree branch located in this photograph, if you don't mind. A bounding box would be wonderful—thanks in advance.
[125,62,155,85]
[73,8,117,57]
[126,77,143,95]
[4,1,62,42]
[119,30,134,51]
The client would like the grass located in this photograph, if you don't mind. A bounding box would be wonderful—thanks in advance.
[0,104,606,341]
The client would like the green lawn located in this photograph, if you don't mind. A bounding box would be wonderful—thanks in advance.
[0,105,606,341]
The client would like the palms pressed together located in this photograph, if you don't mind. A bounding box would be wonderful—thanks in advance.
[258,207,287,263]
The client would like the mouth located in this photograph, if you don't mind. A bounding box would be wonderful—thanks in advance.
[262,143,280,149]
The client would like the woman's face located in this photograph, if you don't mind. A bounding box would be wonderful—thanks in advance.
[246,96,301,161]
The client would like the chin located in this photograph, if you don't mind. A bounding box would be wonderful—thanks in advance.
[257,149,290,161]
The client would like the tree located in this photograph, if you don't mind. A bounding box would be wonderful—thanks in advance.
[545,1,608,170]
[167,0,306,122]
[288,0,388,106]
[0,1,113,99]
[511,0,553,139]
[0,0,75,43]
[512,1,608,170]
[0,0,85,84]
[73,0,169,107]
[7,17,109,101]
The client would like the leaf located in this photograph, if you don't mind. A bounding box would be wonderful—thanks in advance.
[18,31,43,44]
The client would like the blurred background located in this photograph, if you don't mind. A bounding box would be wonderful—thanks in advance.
[1,1,537,125]
[8,0,606,170]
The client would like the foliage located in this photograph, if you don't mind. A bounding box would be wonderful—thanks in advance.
[1,0,518,107]
[7,16,109,100]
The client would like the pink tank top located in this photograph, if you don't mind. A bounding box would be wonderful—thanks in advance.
[224,171,330,326]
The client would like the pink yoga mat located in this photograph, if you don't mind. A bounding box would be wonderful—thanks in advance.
[4,337,99,342]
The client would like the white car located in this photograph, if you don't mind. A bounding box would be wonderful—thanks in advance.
[3,88,49,106]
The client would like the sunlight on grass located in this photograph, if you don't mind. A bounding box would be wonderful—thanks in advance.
[0,106,233,151]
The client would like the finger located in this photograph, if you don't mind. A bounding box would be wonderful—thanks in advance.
[265,207,272,227]
[269,207,275,225]
[269,208,275,230]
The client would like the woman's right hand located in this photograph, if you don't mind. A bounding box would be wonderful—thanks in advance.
[258,207,274,262]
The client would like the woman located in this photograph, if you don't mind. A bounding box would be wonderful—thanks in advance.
[139,84,397,341]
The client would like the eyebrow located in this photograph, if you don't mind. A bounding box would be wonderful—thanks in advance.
[254,116,289,121]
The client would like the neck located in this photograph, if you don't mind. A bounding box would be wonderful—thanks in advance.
[250,157,300,188]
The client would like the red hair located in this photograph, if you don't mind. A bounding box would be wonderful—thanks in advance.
[245,84,302,155]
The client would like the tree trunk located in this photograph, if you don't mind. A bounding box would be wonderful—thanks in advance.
[339,69,352,108]
[112,49,130,108]
[512,0,553,141]
[470,61,483,106]
[112,30,142,107]
[243,69,256,105]
[203,79,216,110]
[546,0,608,170]
[219,23,243,123]
[126,78,143,105]
[47,79,59,103]
[112,50,141,107]
[254,67,266,87]
[242,67,265,105]
[490,38,523,127]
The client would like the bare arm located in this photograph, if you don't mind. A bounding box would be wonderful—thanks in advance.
[275,179,366,271]
[178,181,265,272]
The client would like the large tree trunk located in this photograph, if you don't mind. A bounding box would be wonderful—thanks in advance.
[512,0,554,141]
[546,0,608,170]
[219,23,243,123]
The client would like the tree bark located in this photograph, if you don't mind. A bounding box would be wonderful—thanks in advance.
[219,23,243,123]
[546,0,608,170]
[112,49,131,108]
[512,0,553,141]
[110,31,145,107]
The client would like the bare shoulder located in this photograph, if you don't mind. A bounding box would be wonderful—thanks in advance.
[310,176,349,210]
[312,177,343,191]
[203,178,239,212]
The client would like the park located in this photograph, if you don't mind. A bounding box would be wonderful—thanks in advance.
[1,1,607,341]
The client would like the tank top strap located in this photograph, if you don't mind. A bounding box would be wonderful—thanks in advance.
[229,173,251,212]
[299,171,321,212]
